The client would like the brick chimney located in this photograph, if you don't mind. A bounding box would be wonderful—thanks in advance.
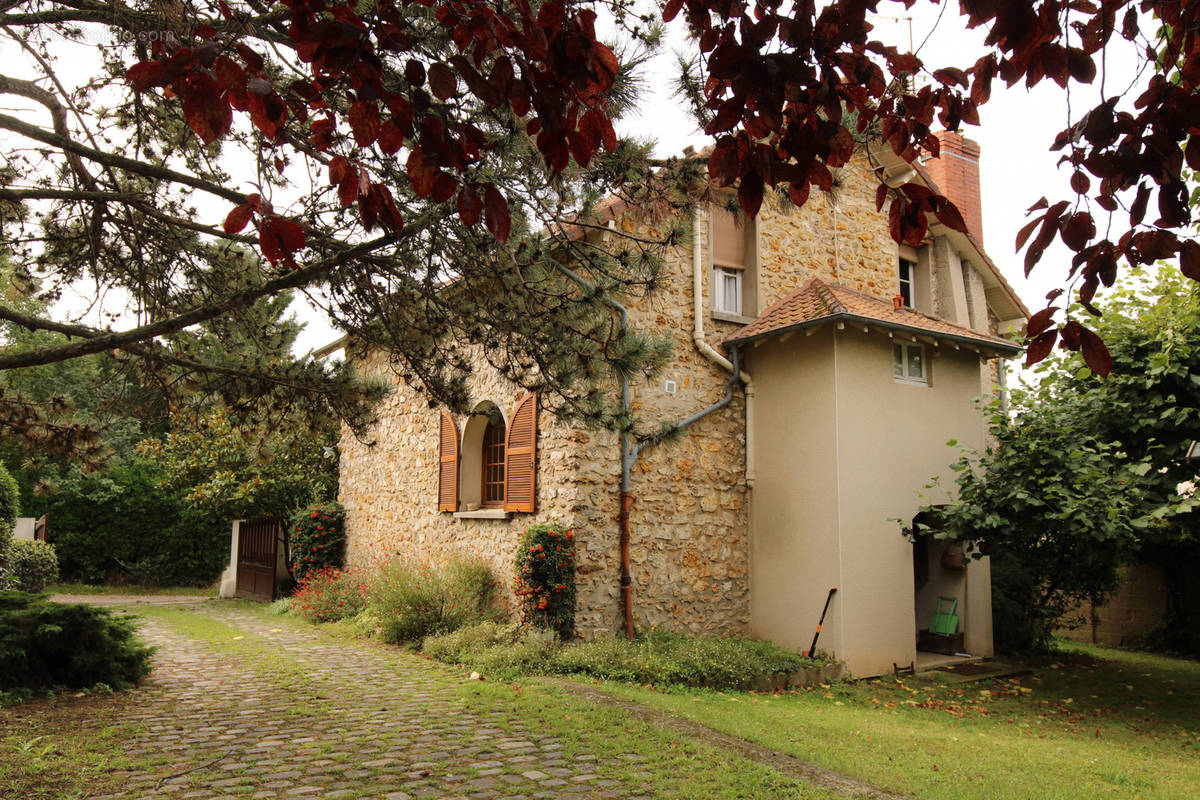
[924,131,983,245]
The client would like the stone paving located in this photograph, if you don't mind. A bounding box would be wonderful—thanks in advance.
[89,602,654,800]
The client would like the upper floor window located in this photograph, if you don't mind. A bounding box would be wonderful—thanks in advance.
[893,342,927,385]
[714,267,742,315]
[711,205,757,317]
[898,257,916,308]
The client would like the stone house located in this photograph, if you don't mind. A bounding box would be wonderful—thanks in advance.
[337,131,1028,678]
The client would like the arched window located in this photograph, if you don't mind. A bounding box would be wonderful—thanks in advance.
[437,394,537,514]
[481,420,506,508]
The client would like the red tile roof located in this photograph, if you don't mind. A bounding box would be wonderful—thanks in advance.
[725,277,1022,356]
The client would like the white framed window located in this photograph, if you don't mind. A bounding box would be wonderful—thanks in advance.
[898,258,915,307]
[714,266,742,315]
[893,342,927,384]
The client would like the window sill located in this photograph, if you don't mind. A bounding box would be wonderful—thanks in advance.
[712,310,756,325]
[453,509,511,520]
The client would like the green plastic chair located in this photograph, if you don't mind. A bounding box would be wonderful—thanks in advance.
[930,596,959,635]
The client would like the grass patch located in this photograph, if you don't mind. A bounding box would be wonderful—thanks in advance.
[0,693,144,800]
[47,582,216,596]
[458,678,838,800]
[424,622,821,689]
[601,641,1200,800]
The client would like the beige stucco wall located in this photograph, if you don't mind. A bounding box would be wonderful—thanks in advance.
[748,326,995,677]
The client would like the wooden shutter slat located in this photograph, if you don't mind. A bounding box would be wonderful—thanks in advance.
[503,393,537,513]
[438,410,459,512]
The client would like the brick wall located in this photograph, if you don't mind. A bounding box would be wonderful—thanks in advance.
[924,131,984,246]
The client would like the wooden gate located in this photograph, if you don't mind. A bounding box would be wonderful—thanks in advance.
[236,518,279,602]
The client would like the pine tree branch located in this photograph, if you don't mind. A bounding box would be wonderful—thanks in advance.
[0,234,395,370]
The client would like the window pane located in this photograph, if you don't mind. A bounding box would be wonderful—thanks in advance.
[715,268,741,314]
[893,344,905,377]
[907,346,923,378]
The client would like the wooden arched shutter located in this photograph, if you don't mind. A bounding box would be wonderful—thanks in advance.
[503,393,537,513]
[438,410,460,512]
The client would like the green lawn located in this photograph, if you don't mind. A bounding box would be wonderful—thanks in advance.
[600,642,1200,800]
[47,582,216,596]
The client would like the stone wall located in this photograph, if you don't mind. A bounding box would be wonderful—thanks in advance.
[1061,564,1169,647]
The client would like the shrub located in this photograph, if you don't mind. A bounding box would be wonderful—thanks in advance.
[425,624,814,689]
[551,629,809,687]
[423,620,558,679]
[39,459,227,586]
[291,567,367,623]
[0,462,18,531]
[289,502,346,581]
[368,556,507,644]
[513,522,576,639]
[0,591,154,692]
[8,540,59,593]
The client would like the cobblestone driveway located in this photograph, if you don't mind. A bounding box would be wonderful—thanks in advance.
[91,602,651,800]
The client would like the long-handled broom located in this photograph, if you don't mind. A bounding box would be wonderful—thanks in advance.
[803,587,837,658]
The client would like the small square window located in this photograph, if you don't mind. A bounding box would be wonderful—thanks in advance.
[893,342,927,384]
[714,267,742,315]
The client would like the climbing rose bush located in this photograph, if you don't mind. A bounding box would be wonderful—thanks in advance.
[514,523,576,639]
[289,502,345,581]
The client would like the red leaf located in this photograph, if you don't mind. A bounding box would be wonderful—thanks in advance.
[181,74,232,145]
[1025,306,1059,339]
[1025,329,1058,367]
[224,203,255,234]
[329,156,351,186]
[934,198,967,234]
[663,0,684,22]
[213,56,247,92]
[431,173,457,204]
[484,184,510,243]
[126,61,166,91]
[1186,137,1200,173]
[457,184,482,227]
[310,117,334,150]
[428,62,457,100]
[1181,240,1200,281]
[348,101,379,147]
[378,120,404,155]
[407,148,437,198]
[259,216,306,267]
[1060,212,1095,251]
[738,172,764,219]
[875,182,888,213]
[1079,325,1112,377]
[1015,216,1041,251]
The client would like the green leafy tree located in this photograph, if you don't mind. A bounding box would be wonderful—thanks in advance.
[931,265,1200,653]
[141,407,338,526]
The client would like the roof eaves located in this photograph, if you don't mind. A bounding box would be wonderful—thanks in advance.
[725,311,1022,357]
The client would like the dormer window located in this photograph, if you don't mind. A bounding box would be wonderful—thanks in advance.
[714,267,742,315]
[898,257,915,308]
[711,205,757,318]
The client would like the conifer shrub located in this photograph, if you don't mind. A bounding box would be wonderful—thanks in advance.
[513,522,576,639]
[289,502,345,581]
[0,592,153,693]
[8,540,59,593]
